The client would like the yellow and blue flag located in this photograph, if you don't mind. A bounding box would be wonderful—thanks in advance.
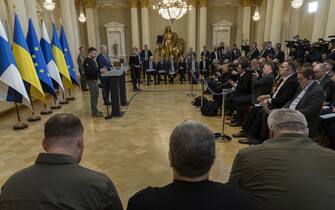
[26,18,55,96]
[60,25,79,85]
[51,23,72,89]
[0,19,31,108]
[40,20,64,92]
[12,14,45,102]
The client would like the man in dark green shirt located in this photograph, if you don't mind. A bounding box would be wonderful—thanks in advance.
[0,113,123,210]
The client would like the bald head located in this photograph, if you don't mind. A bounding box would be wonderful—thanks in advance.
[313,63,327,80]
[100,44,108,55]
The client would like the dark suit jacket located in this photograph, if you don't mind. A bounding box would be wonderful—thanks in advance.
[187,61,199,73]
[144,61,156,72]
[210,51,220,61]
[251,73,274,104]
[235,72,252,95]
[274,50,285,63]
[199,60,210,72]
[270,74,299,109]
[319,74,333,102]
[200,50,210,58]
[167,60,177,74]
[249,48,259,60]
[157,61,167,73]
[96,54,112,71]
[284,81,325,137]
[229,133,335,210]
[177,62,187,73]
[140,49,152,62]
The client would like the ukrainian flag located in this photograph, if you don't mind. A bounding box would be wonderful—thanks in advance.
[51,23,72,89]
[60,25,79,85]
[12,15,45,103]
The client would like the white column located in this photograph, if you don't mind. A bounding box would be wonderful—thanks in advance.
[25,0,39,35]
[312,0,330,41]
[86,8,97,47]
[130,0,140,48]
[187,0,197,51]
[242,6,251,42]
[325,0,335,39]
[263,0,274,41]
[140,1,150,48]
[236,6,243,47]
[254,3,266,43]
[198,1,207,57]
[69,0,81,62]
[269,0,284,43]
[11,0,28,34]
[288,7,301,38]
[93,8,100,48]
[0,0,10,37]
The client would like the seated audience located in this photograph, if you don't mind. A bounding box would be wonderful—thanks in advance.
[187,54,199,83]
[229,109,335,210]
[235,61,299,143]
[145,56,157,85]
[274,43,285,63]
[0,113,123,210]
[324,59,335,77]
[248,42,259,61]
[199,55,210,79]
[157,57,167,84]
[177,56,187,84]
[127,120,253,210]
[168,55,177,83]
[313,63,332,102]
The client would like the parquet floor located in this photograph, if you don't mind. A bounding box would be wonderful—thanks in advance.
[0,79,246,206]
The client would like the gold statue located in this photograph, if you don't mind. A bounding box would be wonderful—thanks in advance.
[160,26,185,58]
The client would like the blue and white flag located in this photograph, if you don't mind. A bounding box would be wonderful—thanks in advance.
[0,19,30,108]
[40,20,64,92]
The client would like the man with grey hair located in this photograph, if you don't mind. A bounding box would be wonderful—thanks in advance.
[128,120,252,210]
[97,44,113,105]
[229,109,335,210]
[313,63,333,102]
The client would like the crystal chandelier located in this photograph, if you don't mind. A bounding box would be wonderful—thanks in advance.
[252,5,260,21]
[152,0,191,23]
[291,0,303,9]
[44,0,55,11]
[78,0,87,23]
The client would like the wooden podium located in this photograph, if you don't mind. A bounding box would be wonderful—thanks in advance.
[101,70,124,118]
[119,66,128,106]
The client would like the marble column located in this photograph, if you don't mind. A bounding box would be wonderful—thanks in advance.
[325,0,335,39]
[187,0,197,51]
[236,6,244,47]
[140,0,150,48]
[198,0,207,57]
[130,0,140,48]
[312,0,330,41]
[24,0,39,35]
[10,0,28,34]
[85,8,100,48]
[269,0,284,43]
[263,0,274,41]
[0,0,10,36]
[69,0,80,61]
[242,0,251,43]
[254,2,266,44]
[288,7,301,39]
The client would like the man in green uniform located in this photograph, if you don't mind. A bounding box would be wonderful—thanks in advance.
[0,113,123,210]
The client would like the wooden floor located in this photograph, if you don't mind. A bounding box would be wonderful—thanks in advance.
[0,79,246,206]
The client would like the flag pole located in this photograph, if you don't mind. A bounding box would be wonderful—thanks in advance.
[12,91,28,130]
[59,91,69,104]
[27,93,41,122]
[51,95,61,109]
[66,88,75,100]
[40,103,52,115]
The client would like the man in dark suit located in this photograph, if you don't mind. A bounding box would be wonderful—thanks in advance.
[0,113,123,210]
[96,44,112,105]
[167,55,177,83]
[264,41,275,59]
[225,61,252,118]
[144,56,156,85]
[210,46,220,61]
[140,44,152,79]
[231,44,241,61]
[129,47,142,91]
[199,55,210,79]
[157,57,167,84]
[230,109,335,210]
[235,61,299,143]
[284,65,325,139]
[259,42,267,58]
[187,54,199,84]
[328,39,335,61]
[325,59,335,77]
[128,121,253,210]
[248,42,259,61]
[274,43,285,63]
[314,63,333,102]
[218,42,225,60]
[200,45,210,59]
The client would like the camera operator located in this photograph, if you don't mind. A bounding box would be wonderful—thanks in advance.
[329,39,335,61]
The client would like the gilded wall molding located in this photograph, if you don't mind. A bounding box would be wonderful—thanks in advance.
[129,0,138,8]
[198,0,207,7]
[140,0,149,7]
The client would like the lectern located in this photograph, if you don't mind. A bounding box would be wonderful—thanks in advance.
[101,70,124,117]
[119,66,128,106]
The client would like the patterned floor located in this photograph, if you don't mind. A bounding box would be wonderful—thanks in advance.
[0,80,246,206]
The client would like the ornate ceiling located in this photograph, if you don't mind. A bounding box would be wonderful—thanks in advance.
[78,0,249,8]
